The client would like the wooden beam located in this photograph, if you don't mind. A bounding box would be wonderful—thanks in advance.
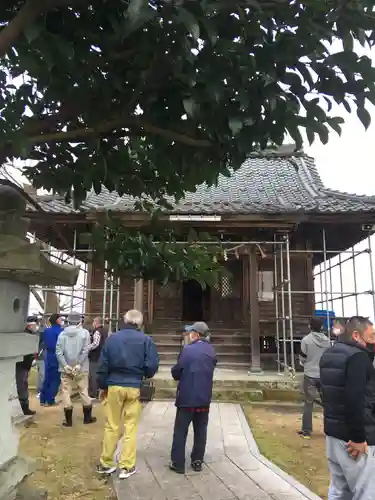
[249,248,262,373]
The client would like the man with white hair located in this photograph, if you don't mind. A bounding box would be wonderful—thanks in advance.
[56,312,96,427]
[96,309,159,479]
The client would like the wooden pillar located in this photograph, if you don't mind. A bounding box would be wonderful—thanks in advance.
[134,278,144,313]
[147,280,155,325]
[84,261,93,317]
[249,247,262,373]
[242,256,249,323]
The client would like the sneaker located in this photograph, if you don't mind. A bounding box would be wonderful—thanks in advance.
[297,430,311,439]
[191,460,203,472]
[96,464,117,475]
[169,462,185,474]
[118,467,136,479]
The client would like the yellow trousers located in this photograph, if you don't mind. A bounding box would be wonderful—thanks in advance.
[100,386,141,470]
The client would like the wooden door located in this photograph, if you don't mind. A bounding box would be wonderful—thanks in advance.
[211,260,243,324]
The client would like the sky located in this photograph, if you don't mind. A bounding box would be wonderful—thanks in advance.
[308,101,375,323]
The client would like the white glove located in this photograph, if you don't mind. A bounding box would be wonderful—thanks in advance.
[64,365,73,375]
[72,364,81,376]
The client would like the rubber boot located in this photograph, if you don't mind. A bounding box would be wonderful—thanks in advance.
[20,402,36,416]
[63,407,73,427]
[83,405,97,424]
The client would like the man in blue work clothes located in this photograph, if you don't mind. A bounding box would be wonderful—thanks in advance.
[40,313,64,406]
[169,322,217,474]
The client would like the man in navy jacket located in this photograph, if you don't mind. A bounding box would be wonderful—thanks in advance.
[96,309,159,480]
[170,321,217,474]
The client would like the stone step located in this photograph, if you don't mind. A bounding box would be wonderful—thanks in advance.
[156,342,251,354]
[153,374,301,391]
[151,328,249,336]
[151,386,302,403]
[150,333,250,343]
[154,387,264,402]
[158,351,251,363]
[159,359,250,369]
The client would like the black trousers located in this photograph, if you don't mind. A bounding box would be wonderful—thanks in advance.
[171,407,209,468]
[15,361,31,407]
[88,359,99,398]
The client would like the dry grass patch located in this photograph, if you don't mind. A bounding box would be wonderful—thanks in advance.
[19,396,115,500]
[244,405,329,500]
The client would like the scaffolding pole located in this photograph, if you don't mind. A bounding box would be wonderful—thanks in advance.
[279,237,288,372]
[273,236,281,375]
[338,253,345,317]
[102,261,108,322]
[108,270,114,334]
[285,233,295,373]
[69,229,78,312]
[352,246,359,315]
[368,235,375,322]
[116,277,121,331]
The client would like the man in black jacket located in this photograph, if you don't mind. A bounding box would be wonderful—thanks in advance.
[320,316,375,499]
[15,315,40,416]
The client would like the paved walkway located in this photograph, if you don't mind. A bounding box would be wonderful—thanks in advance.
[113,402,321,500]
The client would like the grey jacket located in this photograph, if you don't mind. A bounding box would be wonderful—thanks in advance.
[56,325,90,373]
[300,330,330,379]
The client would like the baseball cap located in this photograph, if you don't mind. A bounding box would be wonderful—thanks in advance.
[26,315,39,324]
[67,312,83,325]
[184,321,209,338]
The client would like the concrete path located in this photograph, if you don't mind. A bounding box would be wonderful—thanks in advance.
[113,402,322,500]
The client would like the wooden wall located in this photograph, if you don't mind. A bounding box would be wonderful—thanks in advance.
[258,255,314,338]
[86,253,314,334]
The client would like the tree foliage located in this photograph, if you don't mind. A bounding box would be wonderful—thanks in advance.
[1,0,375,281]
[91,218,226,286]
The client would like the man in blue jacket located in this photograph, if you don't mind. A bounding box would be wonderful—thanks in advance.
[40,313,63,406]
[170,321,217,474]
[96,309,159,480]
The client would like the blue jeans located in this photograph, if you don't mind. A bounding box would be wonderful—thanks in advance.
[40,362,60,404]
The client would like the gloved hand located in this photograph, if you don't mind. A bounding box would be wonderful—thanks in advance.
[64,365,73,375]
[72,364,81,376]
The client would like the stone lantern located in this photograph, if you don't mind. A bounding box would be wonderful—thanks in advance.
[0,185,80,499]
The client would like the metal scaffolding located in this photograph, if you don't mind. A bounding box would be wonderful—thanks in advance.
[272,229,375,376]
[30,227,375,375]
[29,230,122,332]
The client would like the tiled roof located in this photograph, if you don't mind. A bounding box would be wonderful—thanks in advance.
[27,151,375,216]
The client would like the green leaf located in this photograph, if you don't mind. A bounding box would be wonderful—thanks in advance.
[128,0,148,23]
[315,123,329,145]
[24,23,41,43]
[357,106,371,130]
[176,7,200,42]
[287,125,303,150]
[327,116,344,136]
[182,98,198,116]
[228,117,243,136]
[306,127,315,146]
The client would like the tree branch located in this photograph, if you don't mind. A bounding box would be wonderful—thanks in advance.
[0,0,81,57]
[27,116,212,147]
